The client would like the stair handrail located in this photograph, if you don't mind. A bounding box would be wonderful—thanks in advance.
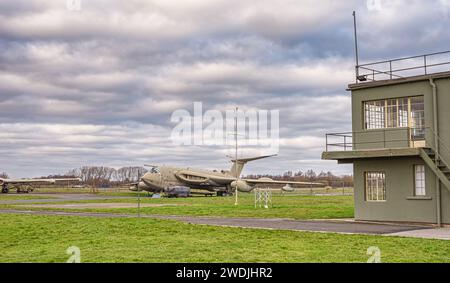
[426,127,450,169]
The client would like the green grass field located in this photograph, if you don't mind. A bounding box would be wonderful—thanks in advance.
[1,213,449,263]
[4,194,355,220]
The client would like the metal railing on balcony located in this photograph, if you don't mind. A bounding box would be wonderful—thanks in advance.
[356,51,450,83]
[325,132,354,151]
[325,127,427,152]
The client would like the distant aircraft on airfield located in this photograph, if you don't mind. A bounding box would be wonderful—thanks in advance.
[0,177,81,194]
[131,155,323,197]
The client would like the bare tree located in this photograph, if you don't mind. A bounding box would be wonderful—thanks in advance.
[294,170,304,177]
[283,171,293,178]
[67,166,147,187]
[305,169,317,180]
[0,172,9,179]
[117,167,147,183]
[67,166,117,187]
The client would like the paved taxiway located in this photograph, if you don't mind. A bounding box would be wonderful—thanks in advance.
[0,193,130,205]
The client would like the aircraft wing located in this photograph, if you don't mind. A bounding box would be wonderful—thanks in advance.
[1,178,81,184]
[174,170,235,186]
[49,178,82,182]
[243,178,324,186]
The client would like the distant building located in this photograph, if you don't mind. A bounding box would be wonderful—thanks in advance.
[323,51,450,225]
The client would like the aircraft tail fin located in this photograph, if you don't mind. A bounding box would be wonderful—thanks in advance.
[229,154,277,177]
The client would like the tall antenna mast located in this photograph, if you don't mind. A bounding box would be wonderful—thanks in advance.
[234,106,239,206]
[353,11,360,82]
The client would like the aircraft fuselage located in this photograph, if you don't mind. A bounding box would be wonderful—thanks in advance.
[138,166,234,194]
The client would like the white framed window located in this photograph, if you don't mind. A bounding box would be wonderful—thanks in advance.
[364,101,385,129]
[364,96,424,135]
[365,172,386,202]
[410,97,425,140]
[414,165,426,196]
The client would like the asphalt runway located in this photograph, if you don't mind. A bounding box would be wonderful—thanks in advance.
[0,193,130,204]
[26,203,183,209]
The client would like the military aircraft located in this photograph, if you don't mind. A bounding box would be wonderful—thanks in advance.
[0,177,81,194]
[131,155,323,197]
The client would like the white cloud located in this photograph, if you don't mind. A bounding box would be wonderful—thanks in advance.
[1,0,449,177]
[0,0,355,40]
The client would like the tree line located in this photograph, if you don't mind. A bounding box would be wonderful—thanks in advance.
[1,168,353,188]
[63,166,148,187]
[1,167,147,188]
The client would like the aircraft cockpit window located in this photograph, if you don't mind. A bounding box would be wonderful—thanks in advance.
[150,167,160,174]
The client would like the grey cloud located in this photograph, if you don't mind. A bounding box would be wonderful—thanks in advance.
[1,0,449,177]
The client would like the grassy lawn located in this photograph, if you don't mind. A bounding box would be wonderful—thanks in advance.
[0,213,448,263]
[4,194,355,220]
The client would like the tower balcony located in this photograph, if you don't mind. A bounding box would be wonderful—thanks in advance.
[322,127,429,163]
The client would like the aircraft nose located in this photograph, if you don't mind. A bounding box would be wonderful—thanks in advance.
[146,173,156,181]
[137,181,149,191]
[142,173,160,186]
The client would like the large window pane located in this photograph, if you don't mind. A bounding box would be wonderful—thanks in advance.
[365,101,385,129]
[398,98,409,127]
[363,96,424,136]
[411,96,425,140]
[386,99,398,128]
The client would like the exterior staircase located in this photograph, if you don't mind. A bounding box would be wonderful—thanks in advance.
[420,148,450,192]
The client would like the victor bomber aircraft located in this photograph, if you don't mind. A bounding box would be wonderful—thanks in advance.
[132,155,323,197]
[0,177,81,193]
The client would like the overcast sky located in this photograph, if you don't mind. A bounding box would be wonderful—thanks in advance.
[1,0,450,178]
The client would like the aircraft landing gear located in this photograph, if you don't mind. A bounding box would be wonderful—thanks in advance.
[1,184,9,194]
[17,185,33,194]
[217,191,232,197]
[218,185,234,197]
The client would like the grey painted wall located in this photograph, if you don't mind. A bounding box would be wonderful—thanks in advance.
[352,80,433,147]
[353,158,440,223]
[352,76,450,160]
[350,75,450,224]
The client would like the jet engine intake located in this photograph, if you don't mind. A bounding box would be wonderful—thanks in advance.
[137,181,151,191]
[282,184,295,192]
[230,180,253,192]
